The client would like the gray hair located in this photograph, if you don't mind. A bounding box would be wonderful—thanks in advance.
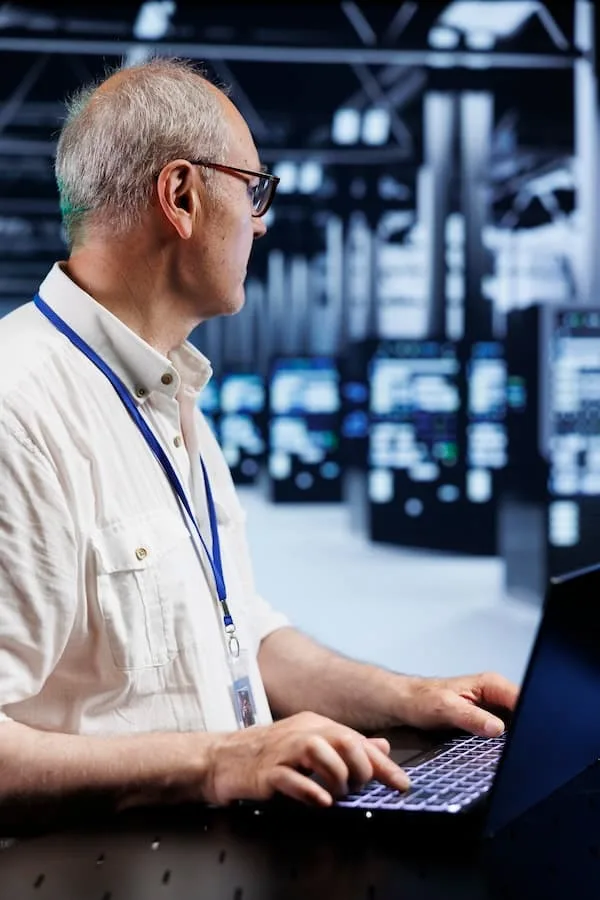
[55,57,231,247]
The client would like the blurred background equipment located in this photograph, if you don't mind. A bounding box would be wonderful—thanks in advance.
[501,304,600,604]
[268,355,342,502]
[0,0,597,681]
[220,370,267,485]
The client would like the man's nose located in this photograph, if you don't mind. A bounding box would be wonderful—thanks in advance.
[253,216,267,240]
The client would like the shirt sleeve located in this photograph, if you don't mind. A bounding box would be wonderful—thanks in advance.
[0,416,78,722]
[194,410,291,647]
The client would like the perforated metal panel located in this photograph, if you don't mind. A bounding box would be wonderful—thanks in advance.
[0,806,489,900]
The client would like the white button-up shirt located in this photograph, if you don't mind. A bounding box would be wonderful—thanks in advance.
[0,263,289,735]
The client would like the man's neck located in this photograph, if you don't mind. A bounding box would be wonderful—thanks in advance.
[64,246,200,357]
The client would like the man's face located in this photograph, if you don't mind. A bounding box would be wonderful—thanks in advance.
[185,100,267,320]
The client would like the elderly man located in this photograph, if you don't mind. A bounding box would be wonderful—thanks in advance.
[0,58,517,813]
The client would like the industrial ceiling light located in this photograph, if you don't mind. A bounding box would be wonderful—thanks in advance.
[126,1,176,66]
[428,26,461,49]
[133,0,176,40]
[272,162,297,194]
[298,161,323,194]
[432,0,541,49]
[466,31,496,50]
[362,108,391,146]
[332,108,361,145]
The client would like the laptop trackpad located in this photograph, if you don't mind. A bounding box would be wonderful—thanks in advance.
[385,728,452,767]
[391,747,429,766]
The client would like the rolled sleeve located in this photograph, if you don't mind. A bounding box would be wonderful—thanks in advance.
[0,417,77,720]
[246,591,290,645]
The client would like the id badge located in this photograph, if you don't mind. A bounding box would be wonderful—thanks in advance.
[228,649,258,729]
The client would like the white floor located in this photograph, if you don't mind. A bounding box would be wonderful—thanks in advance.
[238,484,542,686]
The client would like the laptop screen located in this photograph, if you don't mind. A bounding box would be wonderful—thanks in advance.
[486,563,600,836]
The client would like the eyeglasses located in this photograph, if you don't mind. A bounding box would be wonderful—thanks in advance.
[187,159,279,217]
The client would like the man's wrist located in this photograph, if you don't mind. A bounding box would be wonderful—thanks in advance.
[115,730,224,811]
[367,669,422,729]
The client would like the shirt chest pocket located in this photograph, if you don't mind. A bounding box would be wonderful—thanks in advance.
[92,511,195,670]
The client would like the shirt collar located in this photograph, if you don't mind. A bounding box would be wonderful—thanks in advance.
[37,262,213,403]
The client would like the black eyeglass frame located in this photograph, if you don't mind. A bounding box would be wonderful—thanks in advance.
[187,159,280,217]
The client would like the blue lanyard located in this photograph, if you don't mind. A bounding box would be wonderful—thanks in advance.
[33,293,239,652]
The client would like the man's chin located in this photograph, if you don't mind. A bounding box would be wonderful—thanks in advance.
[226,287,246,316]
[201,286,246,320]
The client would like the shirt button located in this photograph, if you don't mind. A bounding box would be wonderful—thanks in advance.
[135,546,148,561]
[135,386,147,398]
[161,372,173,385]
[173,435,182,448]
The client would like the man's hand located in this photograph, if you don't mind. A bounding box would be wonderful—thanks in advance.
[399,671,518,737]
[258,628,519,736]
[205,712,411,808]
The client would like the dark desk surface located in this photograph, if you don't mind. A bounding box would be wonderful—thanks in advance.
[0,807,491,900]
[0,728,500,900]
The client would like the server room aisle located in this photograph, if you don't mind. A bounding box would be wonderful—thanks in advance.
[239,485,541,686]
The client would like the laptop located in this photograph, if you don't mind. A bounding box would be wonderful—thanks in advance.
[241,563,600,839]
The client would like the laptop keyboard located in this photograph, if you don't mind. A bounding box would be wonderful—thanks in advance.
[335,734,506,814]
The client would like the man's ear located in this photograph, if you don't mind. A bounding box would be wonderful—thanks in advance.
[156,161,199,239]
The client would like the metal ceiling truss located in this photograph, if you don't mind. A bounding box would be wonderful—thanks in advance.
[0,35,578,67]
